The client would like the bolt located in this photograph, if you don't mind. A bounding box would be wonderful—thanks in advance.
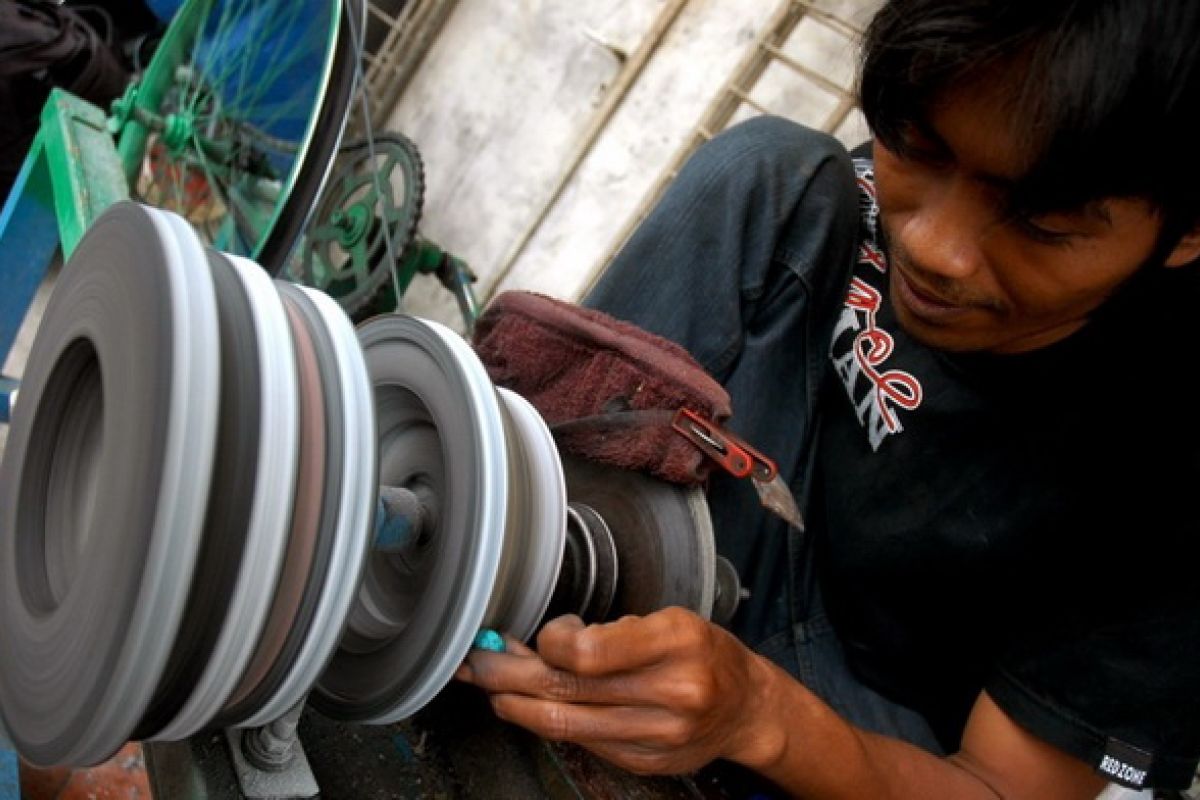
[241,705,304,772]
[162,112,195,154]
[375,484,438,552]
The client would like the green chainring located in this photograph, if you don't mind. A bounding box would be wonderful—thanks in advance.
[294,133,425,315]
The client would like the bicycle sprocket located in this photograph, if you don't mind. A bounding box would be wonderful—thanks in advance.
[295,132,424,314]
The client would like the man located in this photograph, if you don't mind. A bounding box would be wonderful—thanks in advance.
[456,1,1200,796]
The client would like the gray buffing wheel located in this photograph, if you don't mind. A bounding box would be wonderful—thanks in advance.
[215,282,336,726]
[238,286,376,729]
[152,251,300,740]
[484,388,567,643]
[312,315,507,724]
[0,204,220,766]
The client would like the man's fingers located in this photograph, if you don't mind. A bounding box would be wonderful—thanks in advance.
[501,635,537,657]
[456,634,536,683]
[489,693,691,749]
[539,614,586,636]
[537,607,708,676]
[464,648,652,704]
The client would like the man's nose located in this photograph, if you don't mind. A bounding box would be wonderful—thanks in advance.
[897,178,987,281]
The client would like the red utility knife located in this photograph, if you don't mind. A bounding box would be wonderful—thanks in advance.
[671,409,806,530]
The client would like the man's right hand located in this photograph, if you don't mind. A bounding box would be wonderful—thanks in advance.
[455,607,787,776]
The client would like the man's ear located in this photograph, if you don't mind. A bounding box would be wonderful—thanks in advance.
[1164,224,1200,267]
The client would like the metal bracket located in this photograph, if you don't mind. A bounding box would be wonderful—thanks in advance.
[36,89,131,259]
[226,704,318,800]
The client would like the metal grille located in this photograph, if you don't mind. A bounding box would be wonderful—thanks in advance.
[347,0,459,136]
[673,0,867,170]
[595,0,873,283]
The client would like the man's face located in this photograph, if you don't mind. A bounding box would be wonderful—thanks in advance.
[873,84,1187,354]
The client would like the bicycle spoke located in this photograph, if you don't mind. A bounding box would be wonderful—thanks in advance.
[228,2,307,119]
[130,0,345,266]
[190,0,239,106]
[190,133,233,229]
[194,1,255,96]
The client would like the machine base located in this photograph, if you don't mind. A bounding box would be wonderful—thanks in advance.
[225,728,318,800]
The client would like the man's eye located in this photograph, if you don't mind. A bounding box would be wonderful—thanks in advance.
[1014,215,1076,245]
[894,134,951,167]
[880,126,952,168]
[904,145,952,168]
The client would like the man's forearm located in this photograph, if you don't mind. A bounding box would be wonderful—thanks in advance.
[734,656,1000,799]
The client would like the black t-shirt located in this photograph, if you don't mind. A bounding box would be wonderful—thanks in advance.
[814,153,1200,789]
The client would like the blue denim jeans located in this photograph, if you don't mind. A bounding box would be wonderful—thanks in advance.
[584,117,943,756]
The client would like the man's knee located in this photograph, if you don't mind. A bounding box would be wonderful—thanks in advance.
[717,115,848,158]
[685,115,856,197]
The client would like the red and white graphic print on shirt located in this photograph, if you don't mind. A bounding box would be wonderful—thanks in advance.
[828,159,925,451]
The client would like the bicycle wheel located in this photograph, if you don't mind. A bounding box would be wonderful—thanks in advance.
[120,0,360,274]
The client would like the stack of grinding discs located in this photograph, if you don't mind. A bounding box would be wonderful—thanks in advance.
[0,203,376,766]
[0,201,718,771]
[0,202,574,766]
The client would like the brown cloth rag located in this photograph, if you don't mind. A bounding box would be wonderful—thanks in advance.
[472,290,732,485]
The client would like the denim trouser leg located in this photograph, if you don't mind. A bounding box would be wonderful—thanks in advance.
[585,116,858,647]
[585,117,943,756]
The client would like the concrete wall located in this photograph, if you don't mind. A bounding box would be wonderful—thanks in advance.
[386,0,882,330]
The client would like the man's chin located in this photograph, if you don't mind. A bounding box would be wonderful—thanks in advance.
[892,303,1087,355]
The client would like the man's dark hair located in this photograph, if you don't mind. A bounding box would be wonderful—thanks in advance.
[859,1,1200,248]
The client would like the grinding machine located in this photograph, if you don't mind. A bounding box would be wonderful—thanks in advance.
[0,203,747,798]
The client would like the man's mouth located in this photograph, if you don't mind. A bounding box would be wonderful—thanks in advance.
[891,265,975,323]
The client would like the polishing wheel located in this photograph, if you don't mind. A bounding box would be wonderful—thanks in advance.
[310,320,569,724]
[311,314,510,724]
[0,202,734,769]
[0,205,221,766]
[556,456,716,622]
[0,204,376,765]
